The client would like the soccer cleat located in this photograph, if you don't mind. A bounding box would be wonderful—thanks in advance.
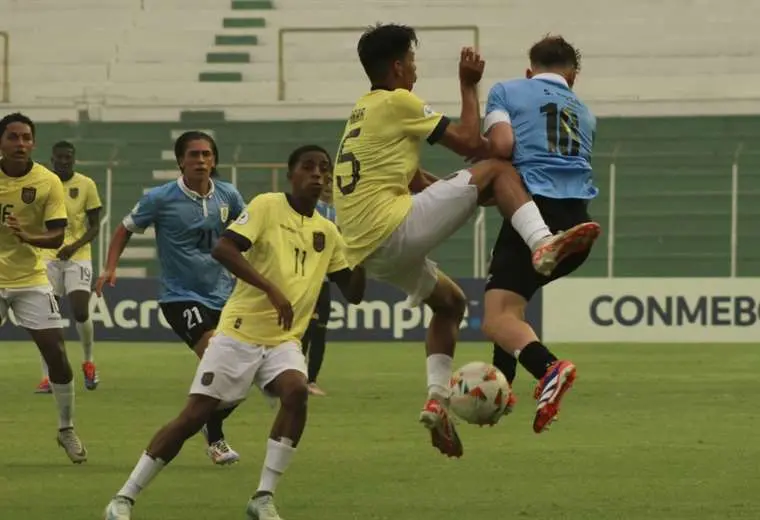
[246,494,283,520]
[307,382,327,396]
[532,222,601,277]
[504,391,518,416]
[57,427,88,464]
[419,398,463,458]
[532,360,577,434]
[35,377,52,394]
[103,496,133,520]
[206,439,240,465]
[82,361,99,390]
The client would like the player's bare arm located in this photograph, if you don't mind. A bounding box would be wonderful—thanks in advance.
[436,47,487,158]
[58,207,101,261]
[328,265,366,304]
[5,214,66,249]
[212,233,294,330]
[95,223,132,295]
[484,122,515,160]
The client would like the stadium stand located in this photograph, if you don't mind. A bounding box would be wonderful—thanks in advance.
[4,0,760,279]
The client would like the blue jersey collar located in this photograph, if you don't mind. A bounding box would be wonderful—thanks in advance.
[177,176,215,200]
[531,73,569,88]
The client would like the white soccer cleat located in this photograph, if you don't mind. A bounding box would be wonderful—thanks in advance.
[246,494,284,520]
[57,428,87,464]
[206,439,240,465]
[103,496,133,520]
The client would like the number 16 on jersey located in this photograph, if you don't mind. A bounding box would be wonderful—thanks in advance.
[336,127,361,195]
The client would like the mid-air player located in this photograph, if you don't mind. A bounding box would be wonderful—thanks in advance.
[0,112,88,463]
[36,141,102,394]
[103,145,365,520]
[334,23,599,457]
[96,131,246,465]
[480,35,600,433]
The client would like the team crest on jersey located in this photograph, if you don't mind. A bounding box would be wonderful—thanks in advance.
[313,231,326,252]
[21,187,36,204]
[69,187,79,199]
[219,204,229,223]
[200,372,214,386]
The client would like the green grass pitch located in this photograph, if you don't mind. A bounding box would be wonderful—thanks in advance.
[1,341,759,519]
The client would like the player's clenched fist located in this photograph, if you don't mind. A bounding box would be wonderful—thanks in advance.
[459,46,485,86]
[266,286,293,331]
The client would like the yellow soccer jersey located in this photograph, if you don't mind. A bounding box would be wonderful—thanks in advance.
[0,162,67,288]
[40,172,102,262]
[218,193,349,347]
[333,88,449,267]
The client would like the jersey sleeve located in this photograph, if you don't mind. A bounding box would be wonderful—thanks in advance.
[123,190,159,234]
[390,89,450,144]
[44,176,68,229]
[85,178,103,211]
[223,195,268,248]
[327,229,350,274]
[484,82,514,133]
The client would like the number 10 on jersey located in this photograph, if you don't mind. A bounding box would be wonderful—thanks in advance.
[541,103,580,157]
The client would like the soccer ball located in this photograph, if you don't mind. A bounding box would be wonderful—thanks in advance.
[448,361,511,426]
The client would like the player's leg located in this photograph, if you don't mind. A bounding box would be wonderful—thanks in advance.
[160,301,241,464]
[10,287,88,463]
[247,342,310,520]
[35,261,64,393]
[306,281,331,396]
[65,260,97,390]
[466,159,600,276]
[104,333,259,520]
[481,198,592,433]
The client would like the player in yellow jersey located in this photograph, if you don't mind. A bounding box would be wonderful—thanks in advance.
[0,113,88,463]
[334,24,598,458]
[35,141,102,394]
[104,145,365,520]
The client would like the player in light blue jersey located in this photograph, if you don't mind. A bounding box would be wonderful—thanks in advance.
[96,131,247,465]
[479,36,601,434]
[296,145,335,396]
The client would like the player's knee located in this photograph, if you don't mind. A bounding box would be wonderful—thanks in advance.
[73,309,89,323]
[180,398,217,432]
[279,380,309,410]
[429,284,466,323]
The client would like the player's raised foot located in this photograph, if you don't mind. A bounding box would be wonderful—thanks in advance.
[35,377,52,394]
[532,222,601,277]
[57,427,88,463]
[207,439,240,465]
[532,360,577,434]
[82,361,99,390]
[307,382,327,396]
[104,496,133,520]
[419,398,463,458]
[246,493,283,520]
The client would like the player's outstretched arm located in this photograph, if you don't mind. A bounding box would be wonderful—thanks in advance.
[95,223,132,296]
[5,214,65,249]
[212,233,294,330]
[328,266,365,304]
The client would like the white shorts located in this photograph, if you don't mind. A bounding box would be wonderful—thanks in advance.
[46,260,93,297]
[0,286,64,330]
[188,333,308,407]
[363,169,478,305]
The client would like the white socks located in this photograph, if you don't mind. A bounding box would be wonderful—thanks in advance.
[50,381,75,429]
[118,452,166,501]
[257,438,296,495]
[426,354,453,400]
[76,318,95,362]
[511,201,552,252]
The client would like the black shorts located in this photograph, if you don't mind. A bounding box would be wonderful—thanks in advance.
[311,282,331,326]
[485,196,593,300]
[160,301,222,349]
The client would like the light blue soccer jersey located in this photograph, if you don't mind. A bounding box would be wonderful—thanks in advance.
[485,73,598,200]
[315,199,336,223]
[123,178,246,308]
